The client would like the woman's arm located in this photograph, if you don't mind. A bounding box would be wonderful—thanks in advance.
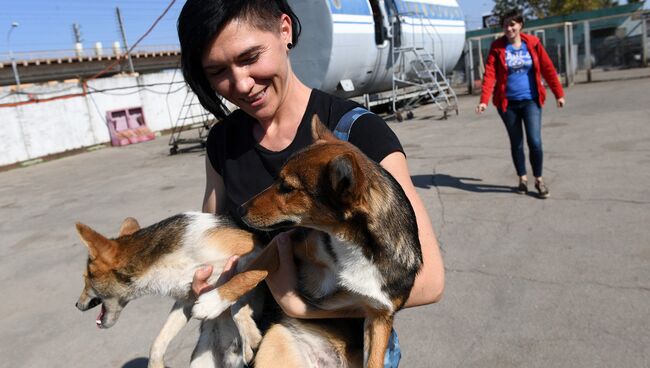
[202,155,227,214]
[536,42,565,101]
[380,152,444,307]
[192,156,233,296]
[265,151,444,317]
[479,43,499,106]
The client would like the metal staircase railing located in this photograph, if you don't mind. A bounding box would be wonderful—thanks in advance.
[389,11,458,121]
[168,86,217,155]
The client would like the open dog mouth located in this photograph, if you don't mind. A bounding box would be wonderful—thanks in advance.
[96,304,107,328]
[87,297,101,310]
[77,297,109,328]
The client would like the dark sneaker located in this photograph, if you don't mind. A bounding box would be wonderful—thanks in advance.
[516,179,528,194]
[535,181,550,199]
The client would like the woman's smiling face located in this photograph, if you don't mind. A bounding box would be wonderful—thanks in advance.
[503,19,522,41]
[201,15,293,122]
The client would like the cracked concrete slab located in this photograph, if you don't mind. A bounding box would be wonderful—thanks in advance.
[0,75,649,368]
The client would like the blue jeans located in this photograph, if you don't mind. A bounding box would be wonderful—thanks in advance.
[384,329,401,367]
[498,100,544,178]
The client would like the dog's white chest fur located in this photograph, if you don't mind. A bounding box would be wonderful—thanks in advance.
[330,236,393,312]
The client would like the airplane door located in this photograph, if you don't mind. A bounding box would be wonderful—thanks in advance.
[384,0,401,47]
[369,0,387,45]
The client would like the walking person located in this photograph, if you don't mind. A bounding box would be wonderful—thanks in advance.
[476,9,565,198]
[177,0,444,366]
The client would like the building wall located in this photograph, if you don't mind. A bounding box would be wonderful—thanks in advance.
[0,70,190,167]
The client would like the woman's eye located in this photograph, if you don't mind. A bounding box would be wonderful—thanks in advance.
[208,68,225,77]
[242,53,260,65]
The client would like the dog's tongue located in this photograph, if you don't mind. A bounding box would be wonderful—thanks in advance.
[96,305,105,328]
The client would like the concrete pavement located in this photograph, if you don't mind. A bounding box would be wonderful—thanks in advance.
[0,76,648,368]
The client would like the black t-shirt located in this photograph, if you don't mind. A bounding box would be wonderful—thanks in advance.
[206,89,403,234]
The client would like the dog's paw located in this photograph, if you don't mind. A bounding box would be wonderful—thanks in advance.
[192,290,231,320]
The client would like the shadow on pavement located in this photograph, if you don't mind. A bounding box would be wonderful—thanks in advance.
[412,174,515,193]
[122,357,150,368]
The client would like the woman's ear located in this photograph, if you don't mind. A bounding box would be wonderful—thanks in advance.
[280,13,293,44]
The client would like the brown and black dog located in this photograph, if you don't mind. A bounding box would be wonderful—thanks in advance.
[193,116,423,367]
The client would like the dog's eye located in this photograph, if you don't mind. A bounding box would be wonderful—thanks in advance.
[278,181,294,194]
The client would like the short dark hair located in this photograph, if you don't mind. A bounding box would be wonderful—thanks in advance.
[177,0,302,119]
[501,9,524,28]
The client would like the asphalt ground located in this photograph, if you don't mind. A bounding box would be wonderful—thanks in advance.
[1,76,649,368]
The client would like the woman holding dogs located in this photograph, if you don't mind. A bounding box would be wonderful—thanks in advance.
[178,0,444,366]
[476,10,565,199]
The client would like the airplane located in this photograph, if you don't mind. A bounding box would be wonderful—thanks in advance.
[289,0,466,98]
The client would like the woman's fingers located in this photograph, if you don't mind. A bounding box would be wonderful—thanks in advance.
[216,256,239,285]
[192,264,214,297]
[191,254,241,298]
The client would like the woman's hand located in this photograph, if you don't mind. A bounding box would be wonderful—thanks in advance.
[475,103,487,114]
[191,255,239,297]
[264,232,309,318]
[265,231,364,319]
[557,97,566,108]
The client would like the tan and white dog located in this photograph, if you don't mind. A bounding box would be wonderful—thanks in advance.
[74,213,266,368]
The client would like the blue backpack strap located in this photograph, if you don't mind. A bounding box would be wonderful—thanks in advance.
[333,106,372,142]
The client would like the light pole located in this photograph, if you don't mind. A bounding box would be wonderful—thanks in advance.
[7,22,21,90]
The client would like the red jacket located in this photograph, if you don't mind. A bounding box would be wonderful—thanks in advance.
[480,33,564,111]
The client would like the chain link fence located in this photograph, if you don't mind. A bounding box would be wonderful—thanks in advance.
[452,5,650,94]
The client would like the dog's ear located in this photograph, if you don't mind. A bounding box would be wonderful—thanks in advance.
[327,153,365,203]
[75,223,118,263]
[118,217,140,237]
[311,114,337,143]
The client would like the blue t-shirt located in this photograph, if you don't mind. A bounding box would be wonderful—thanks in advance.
[505,42,537,101]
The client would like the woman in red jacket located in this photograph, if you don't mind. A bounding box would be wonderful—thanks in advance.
[476,10,565,198]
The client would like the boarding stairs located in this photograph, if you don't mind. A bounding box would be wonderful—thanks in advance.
[392,46,458,120]
[168,87,217,155]
[389,13,458,121]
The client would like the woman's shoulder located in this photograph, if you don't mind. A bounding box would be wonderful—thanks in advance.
[521,33,541,47]
[489,36,507,49]
[208,109,248,140]
[310,89,361,129]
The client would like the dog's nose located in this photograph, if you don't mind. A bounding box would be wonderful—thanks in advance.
[237,205,248,218]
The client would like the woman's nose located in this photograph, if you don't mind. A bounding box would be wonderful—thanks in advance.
[233,68,254,94]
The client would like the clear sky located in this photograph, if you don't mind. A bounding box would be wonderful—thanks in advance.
[1,0,493,57]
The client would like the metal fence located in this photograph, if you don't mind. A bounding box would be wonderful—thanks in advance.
[455,7,650,94]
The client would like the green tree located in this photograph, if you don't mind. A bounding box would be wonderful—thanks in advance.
[547,0,618,16]
[492,0,620,19]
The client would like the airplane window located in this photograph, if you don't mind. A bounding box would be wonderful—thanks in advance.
[331,0,341,10]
